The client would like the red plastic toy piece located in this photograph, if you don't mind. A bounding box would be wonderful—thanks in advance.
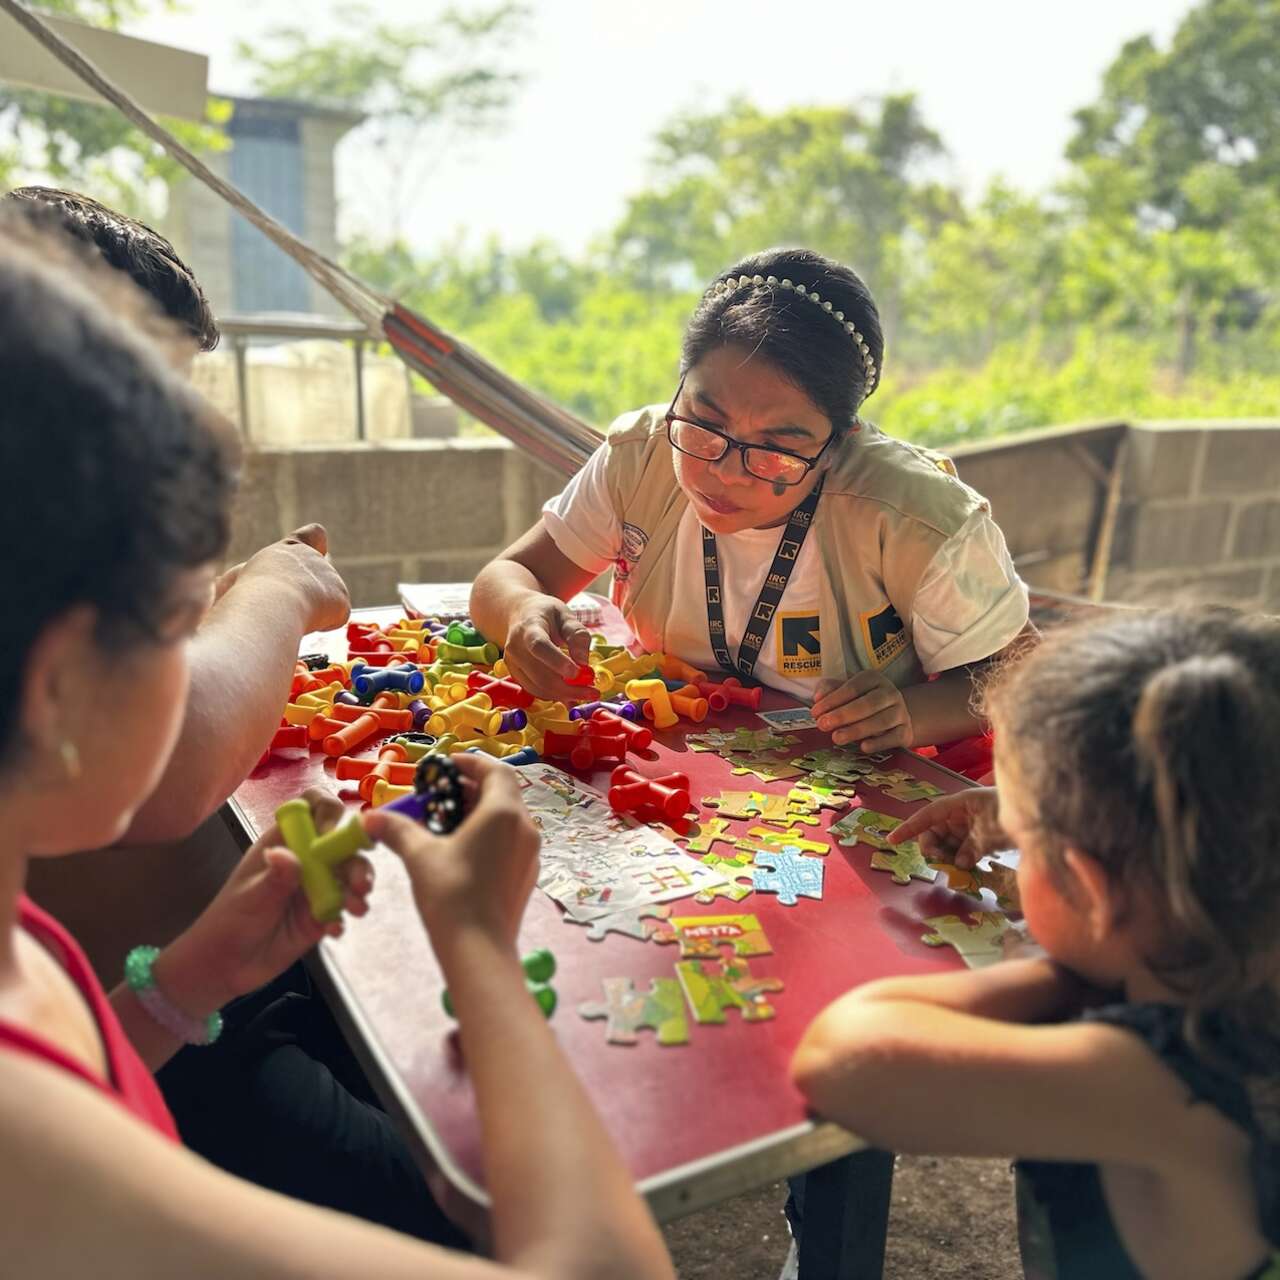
[696,676,761,710]
[541,728,584,760]
[269,724,308,750]
[693,679,730,712]
[569,728,627,771]
[565,664,597,688]
[607,765,691,822]
[589,708,652,751]
[467,671,534,708]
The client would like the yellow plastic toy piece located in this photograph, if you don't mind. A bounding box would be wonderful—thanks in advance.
[427,692,493,736]
[625,678,678,729]
[275,798,373,922]
[283,702,324,726]
[370,779,414,807]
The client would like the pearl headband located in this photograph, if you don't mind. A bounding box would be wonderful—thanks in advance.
[704,272,879,393]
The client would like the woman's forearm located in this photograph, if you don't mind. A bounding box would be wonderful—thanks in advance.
[470,557,549,648]
[441,929,673,1279]
[903,667,987,748]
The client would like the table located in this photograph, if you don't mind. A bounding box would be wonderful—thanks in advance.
[226,607,986,1277]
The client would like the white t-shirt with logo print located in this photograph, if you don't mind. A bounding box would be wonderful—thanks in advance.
[542,443,1027,703]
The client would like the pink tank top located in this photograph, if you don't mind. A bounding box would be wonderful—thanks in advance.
[0,895,179,1141]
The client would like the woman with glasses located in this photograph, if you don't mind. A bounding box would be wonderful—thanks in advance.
[470,248,1032,753]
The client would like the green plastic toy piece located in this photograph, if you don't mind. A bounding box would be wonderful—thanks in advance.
[442,948,557,1018]
[444,622,486,648]
[436,640,500,666]
[276,798,374,923]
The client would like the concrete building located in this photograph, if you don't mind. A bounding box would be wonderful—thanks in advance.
[168,94,363,320]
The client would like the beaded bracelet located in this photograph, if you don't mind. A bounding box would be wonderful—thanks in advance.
[123,946,223,1046]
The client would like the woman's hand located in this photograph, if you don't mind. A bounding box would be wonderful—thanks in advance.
[156,790,374,1012]
[812,671,913,752]
[364,753,540,958]
[499,593,593,703]
[888,786,1006,870]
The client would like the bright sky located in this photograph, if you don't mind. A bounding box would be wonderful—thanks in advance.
[130,0,1194,254]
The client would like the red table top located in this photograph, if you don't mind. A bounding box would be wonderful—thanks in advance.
[229,608,980,1217]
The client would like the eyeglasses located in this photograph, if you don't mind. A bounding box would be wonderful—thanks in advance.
[664,391,833,487]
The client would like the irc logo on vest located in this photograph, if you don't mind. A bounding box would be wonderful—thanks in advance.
[859,603,908,669]
[777,612,822,679]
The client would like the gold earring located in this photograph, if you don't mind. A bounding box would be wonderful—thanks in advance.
[59,740,81,780]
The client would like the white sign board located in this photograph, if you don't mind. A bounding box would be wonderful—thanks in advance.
[0,12,207,121]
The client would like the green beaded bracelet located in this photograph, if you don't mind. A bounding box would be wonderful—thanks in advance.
[124,945,223,1046]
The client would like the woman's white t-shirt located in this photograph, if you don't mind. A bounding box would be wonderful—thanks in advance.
[542,444,1028,703]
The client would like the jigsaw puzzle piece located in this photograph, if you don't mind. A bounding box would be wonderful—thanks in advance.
[579,976,689,1044]
[787,782,859,812]
[752,847,825,906]
[935,859,1021,910]
[881,779,946,803]
[667,913,772,958]
[676,957,783,1023]
[694,852,756,903]
[737,826,830,856]
[683,817,737,854]
[703,790,767,820]
[869,844,937,885]
[920,912,1012,968]
[829,808,902,851]
[791,747,882,781]
[569,904,673,943]
[727,753,804,783]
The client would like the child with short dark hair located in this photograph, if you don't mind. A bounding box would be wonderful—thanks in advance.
[793,607,1280,1279]
[0,216,673,1279]
[6,184,220,351]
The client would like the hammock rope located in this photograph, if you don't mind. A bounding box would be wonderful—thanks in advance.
[0,0,601,476]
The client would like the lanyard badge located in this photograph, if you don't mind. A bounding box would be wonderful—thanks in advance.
[701,481,823,680]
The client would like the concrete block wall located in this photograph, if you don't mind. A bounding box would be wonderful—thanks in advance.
[1105,421,1280,611]
[225,438,566,607]
[953,420,1280,612]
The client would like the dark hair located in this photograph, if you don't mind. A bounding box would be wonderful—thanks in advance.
[5,186,220,352]
[984,608,1280,1070]
[680,248,884,438]
[0,212,234,759]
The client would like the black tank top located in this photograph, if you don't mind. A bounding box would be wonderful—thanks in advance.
[1017,1002,1280,1280]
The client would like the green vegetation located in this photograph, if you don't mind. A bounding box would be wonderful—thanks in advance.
[3,0,1277,443]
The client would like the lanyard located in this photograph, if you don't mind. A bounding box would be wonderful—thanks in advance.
[701,480,823,680]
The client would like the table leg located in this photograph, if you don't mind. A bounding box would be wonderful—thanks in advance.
[795,1148,895,1280]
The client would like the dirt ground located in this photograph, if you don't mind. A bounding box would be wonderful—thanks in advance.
[663,1155,1022,1280]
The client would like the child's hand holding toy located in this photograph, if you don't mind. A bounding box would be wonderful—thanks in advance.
[365,753,540,959]
[154,788,375,1014]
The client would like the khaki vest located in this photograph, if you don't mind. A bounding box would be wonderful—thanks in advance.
[601,405,989,688]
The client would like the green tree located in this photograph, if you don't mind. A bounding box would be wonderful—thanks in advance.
[610,94,957,341]
[902,180,1064,364]
[1068,0,1280,227]
[239,2,528,239]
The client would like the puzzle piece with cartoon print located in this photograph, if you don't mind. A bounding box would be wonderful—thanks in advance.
[726,753,805,783]
[694,852,756,903]
[869,843,937,885]
[829,808,903,852]
[737,826,830,856]
[683,818,737,854]
[567,904,674,943]
[676,957,784,1023]
[934,860,1021,910]
[579,976,690,1044]
[920,912,1012,968]
[660,913,773,958]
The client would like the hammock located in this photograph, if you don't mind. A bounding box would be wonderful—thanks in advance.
[0,0,601,477]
